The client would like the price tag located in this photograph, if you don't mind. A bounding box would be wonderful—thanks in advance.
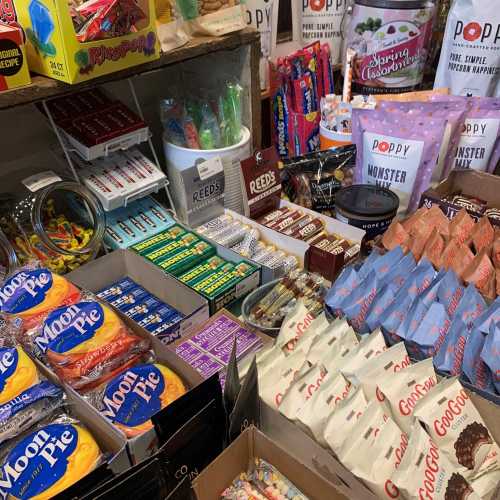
[197,157,224,181]
[22,171,62,192]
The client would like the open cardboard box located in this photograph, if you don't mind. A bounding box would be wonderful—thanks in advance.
[420,170,500,224]
[261,386,500,500]
[67,249,210,343]
[192,426,349,500]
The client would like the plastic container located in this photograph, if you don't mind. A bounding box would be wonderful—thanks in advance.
[0,176,106,274]
[344,0,435,94]
[164,126,251,216]
[319,122,352,150]
[335,184,399,241]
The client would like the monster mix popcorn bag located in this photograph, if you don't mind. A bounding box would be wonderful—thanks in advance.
[434,0,500,97]
[352,108,446,213]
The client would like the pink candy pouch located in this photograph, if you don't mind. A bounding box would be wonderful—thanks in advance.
[352,108,446,214]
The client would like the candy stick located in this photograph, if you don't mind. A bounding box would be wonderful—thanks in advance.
[343,48,355,103]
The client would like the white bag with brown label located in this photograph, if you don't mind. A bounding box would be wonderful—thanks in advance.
[391,424,480,500]
[296,370,352,446]
[336,328,387,373]
[379,358,438,435]
[413,377,499,481]
[277,300,316,354]
[323,385,368,455]
[279,363,327,420]
[341,415,409,499]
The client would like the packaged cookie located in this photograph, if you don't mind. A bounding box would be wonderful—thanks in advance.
[391,424,479,500]
[0,267,81,333]
[24,298,150,390]
[0,412,102,499]
[413,377,500,480]
[0,346,64,445]
[378,358,437,435]
[86,361,186,438]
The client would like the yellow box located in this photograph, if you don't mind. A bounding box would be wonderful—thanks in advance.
[15,0,159,83]
[0,23,31,90]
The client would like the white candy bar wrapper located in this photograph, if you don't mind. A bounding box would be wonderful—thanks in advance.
[279,363,327,420]
[341,415,409,500]
[295,370,352,446]
[277,301,316,354]
[413,377,500,481]
[323,385,368,455]
[378,358,438,435]
[392,424,480,500]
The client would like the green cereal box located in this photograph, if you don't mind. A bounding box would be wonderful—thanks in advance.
[178,256,226,286]
[200,262,257,298]
[131,225,186,254]
[192,263,235,292]
[144,233,199,264]
[158,241,215,276]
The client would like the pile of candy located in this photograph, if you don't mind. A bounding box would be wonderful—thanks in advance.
[257,207,359,259]
[71,0,147,42]
[221,458,308,500]
[0,199,94,274]
[442,192,500,220]
[196,214,298,274]
[326,244,498,397]
[320,94,375,133]
[271,41,334,158]
[161,81,243,150]
[382,205,500,299]
[256,306,499,498]
[248,270,326,329]
[97,276,185,344]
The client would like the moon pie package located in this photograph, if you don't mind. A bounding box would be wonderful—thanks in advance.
[0,345,64,445]
[85,361,186,437]
[0,268,81,333]
[23,297,150,390]
[0,412,102,499]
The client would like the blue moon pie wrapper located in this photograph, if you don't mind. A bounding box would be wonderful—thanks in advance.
[0,413,102,500]
[85,361,187,438]
[0,346,64,445]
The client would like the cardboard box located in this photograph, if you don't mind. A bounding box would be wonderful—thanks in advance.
[0,23,30,90]
[193,426,349,500]
[15,0,159,83]
[420,170,500,223]
[35,360,130,474]
[260,402,377,500]
[67,249,209,343]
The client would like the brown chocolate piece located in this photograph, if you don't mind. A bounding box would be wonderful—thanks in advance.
[426,204,450,237]
[463,248,495,293]
[470,216,494,253]
[450,209,475,245]
[444,473,473,500]
[454,422,492,470]
[382,221,409,251]
[422,228,444,269]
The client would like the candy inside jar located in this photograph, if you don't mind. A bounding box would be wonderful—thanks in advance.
[0,180,105,274]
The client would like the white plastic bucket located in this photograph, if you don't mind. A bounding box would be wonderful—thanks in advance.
[319,122,352,150]
[164,127,251,214]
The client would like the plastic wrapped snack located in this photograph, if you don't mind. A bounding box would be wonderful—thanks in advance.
[0,267,81,333]
[0,412,102,499]
[85,360,186,437]
[0,345,64,445]
[23,297,150,390]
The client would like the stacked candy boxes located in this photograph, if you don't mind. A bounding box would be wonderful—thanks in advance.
[256,306,500,498]
[131,225,258,309]
[325,244,499,399]
[0,268,188,448]
[96,277,185,345]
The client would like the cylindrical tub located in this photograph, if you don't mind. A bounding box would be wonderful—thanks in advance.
[319,122,352,150]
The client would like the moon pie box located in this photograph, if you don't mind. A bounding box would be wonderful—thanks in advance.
[13,0,159,83]
[0,23,30,90]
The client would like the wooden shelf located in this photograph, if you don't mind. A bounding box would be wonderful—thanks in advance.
[0,29,260,111]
